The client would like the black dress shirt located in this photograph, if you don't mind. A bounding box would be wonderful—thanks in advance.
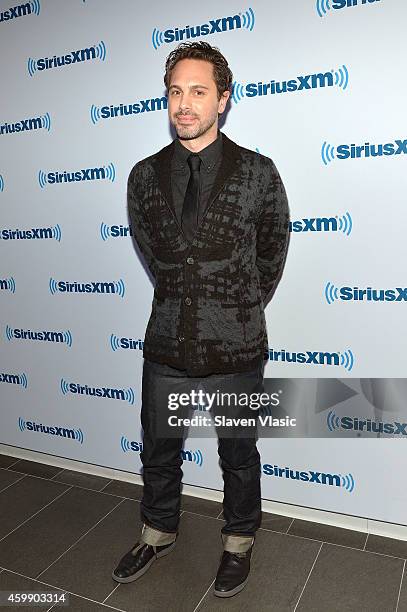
[171,131,223,230]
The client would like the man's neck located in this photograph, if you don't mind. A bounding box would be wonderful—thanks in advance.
[177,126,219,153]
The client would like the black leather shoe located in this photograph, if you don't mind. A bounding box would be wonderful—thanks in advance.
[214,547,253,598]
[112,538,176,583]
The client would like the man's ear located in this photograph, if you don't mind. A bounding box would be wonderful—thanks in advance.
[218,90,230,114]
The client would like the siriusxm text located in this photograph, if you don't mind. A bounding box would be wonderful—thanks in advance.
[34,48,98,71]
[1,117,43,135]
[9,329,65,342]
[162,14,243,43]
[0,373,20,384]
[116,337,143,350]
[0,227,54,240]
[340,417,407,435]
[0,2,33,22]
[56,282,118,294]
[67,384,129,400]
[262,464,342,486]
[46,168,109,183]
[246,72,334,97]
[337,139,407,159]
[23,421,76,438]
[337,286,407,301]
[290,217,338,232]
[265,349,340,366]
[332,0,380,8]
[100,99,167,118]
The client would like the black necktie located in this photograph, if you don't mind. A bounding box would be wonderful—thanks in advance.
[182,153,201,242]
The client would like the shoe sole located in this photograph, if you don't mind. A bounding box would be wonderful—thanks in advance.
[111,540,176,584]
[213,576,248,598]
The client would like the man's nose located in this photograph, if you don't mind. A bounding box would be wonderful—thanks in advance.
[178,93,192,110]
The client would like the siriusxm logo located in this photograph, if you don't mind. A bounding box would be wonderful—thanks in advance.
[120,436,203,466]
[262,462,355,492]
[317,0,380,18]
[181,448,203,466]
[327,411,407,436]
[49,277,125,298]
[110,334,143,352]
[325,282,407,304]
[0,112,51,136]
[5,325,72,346]
[61,379,135,404]
[232,64,348,104]
[120,438,144,453]
[90,97,167,124]
[1,371,28,388]
[290,212,352,235]
[27,41,106,76]
[100,223,132,241]
[0,174,4,191]
[38,163,115,188]
[265,348,355,371]
[152,7,254,49]
[0,225,61,241]
[0,277,16,293]
[18,417,83,443]
[322,138,407,164]
[0,1,40,23]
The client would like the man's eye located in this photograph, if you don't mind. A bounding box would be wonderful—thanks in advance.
[195,91,204,96]
[171,90,180,96]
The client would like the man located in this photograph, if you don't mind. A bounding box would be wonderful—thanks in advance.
[112,41,290,598]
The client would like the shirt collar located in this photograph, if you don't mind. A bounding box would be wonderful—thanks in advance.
[172,130,223,172]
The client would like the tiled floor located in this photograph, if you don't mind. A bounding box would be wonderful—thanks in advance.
[0,453,406,611]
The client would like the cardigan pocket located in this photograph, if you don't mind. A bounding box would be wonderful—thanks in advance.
[146,294,179,340]
[206,303,245,345]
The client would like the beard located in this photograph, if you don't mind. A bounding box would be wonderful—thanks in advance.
[172,109,218,141]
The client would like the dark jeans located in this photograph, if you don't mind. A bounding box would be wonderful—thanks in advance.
[139,358,263,537]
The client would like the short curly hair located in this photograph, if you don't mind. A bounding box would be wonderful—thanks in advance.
[164,41,233,99]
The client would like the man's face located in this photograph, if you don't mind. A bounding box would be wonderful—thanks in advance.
[167,58,229,141]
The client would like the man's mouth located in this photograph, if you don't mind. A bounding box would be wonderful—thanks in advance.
[176,115,197,123]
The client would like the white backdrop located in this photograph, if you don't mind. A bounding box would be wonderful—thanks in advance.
[1,0,406,526]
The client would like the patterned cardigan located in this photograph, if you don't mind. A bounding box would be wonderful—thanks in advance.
[128,132,290,376]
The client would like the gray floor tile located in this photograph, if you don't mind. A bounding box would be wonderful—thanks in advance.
[398,565,407,611]
[366,534,407,560]
[181,494,223,518]
[102,479,144,501]
[0,455,20,469]
[52,469,112,492]
[0,487,120,578]
[54,594,123,611]
[39,498,139,602]
[288,518,367,549]
[0,570,124,611]
[0,476,69,540]
[0,570,66,611]
[0,468,25,493]
[296,543,404,612]
[8,459,64,480]
[106,512,224,612]
[261,511,293,534]
[197,527,321,611]
[103,480,223,521]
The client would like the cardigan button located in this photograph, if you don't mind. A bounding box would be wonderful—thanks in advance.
[186,256,194,265]
[185,297,192,306]
[178,336,185,342]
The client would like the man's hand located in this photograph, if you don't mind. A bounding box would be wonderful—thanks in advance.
[255,159,290,307]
